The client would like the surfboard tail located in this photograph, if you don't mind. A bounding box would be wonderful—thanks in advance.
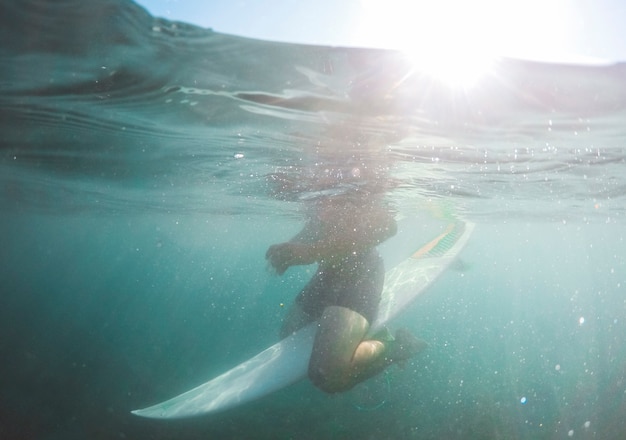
[412,221,468,259]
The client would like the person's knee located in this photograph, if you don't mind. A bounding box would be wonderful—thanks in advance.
[308,363,353,393]
[307,305,370,393]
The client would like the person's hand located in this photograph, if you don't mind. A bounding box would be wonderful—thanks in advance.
[265,242,313,275]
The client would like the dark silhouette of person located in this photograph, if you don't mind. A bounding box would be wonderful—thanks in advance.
[266,191,426,393]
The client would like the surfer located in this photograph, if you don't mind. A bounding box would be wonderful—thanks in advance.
[266,192,426,393]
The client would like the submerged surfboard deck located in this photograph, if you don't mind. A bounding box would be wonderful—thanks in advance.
[132,221,474,419]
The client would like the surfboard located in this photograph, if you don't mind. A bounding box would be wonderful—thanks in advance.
[132,220,475,419]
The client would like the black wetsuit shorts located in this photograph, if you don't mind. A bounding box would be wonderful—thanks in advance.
[295,248,385,323]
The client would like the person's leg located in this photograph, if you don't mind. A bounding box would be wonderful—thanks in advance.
[279,301,316,339]
[308,305,428,393]
[279,264,332,338]
[305,306,384,392]
[313,250,384,391]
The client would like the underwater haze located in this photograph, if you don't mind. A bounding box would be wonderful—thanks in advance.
[1,0,625,439]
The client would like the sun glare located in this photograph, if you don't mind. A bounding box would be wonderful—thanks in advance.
[354,0,574,88]
[401,40,496,89]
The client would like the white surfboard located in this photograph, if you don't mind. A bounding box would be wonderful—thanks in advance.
[132,221,475,419]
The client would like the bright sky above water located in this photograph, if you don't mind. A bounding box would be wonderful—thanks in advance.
[138,0,626,88]
[138,0,626,63]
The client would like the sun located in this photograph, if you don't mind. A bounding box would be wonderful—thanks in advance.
[354,0,499,88]
[400,38,496,89]
[352,0,575,88]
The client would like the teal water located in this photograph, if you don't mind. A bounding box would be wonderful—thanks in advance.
[1,1,625,439]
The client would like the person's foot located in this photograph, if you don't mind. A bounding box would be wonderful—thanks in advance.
[370,326,395,343]
[385,328,428,364]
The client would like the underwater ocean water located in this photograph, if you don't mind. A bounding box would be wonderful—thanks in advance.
[1,0,626,439]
